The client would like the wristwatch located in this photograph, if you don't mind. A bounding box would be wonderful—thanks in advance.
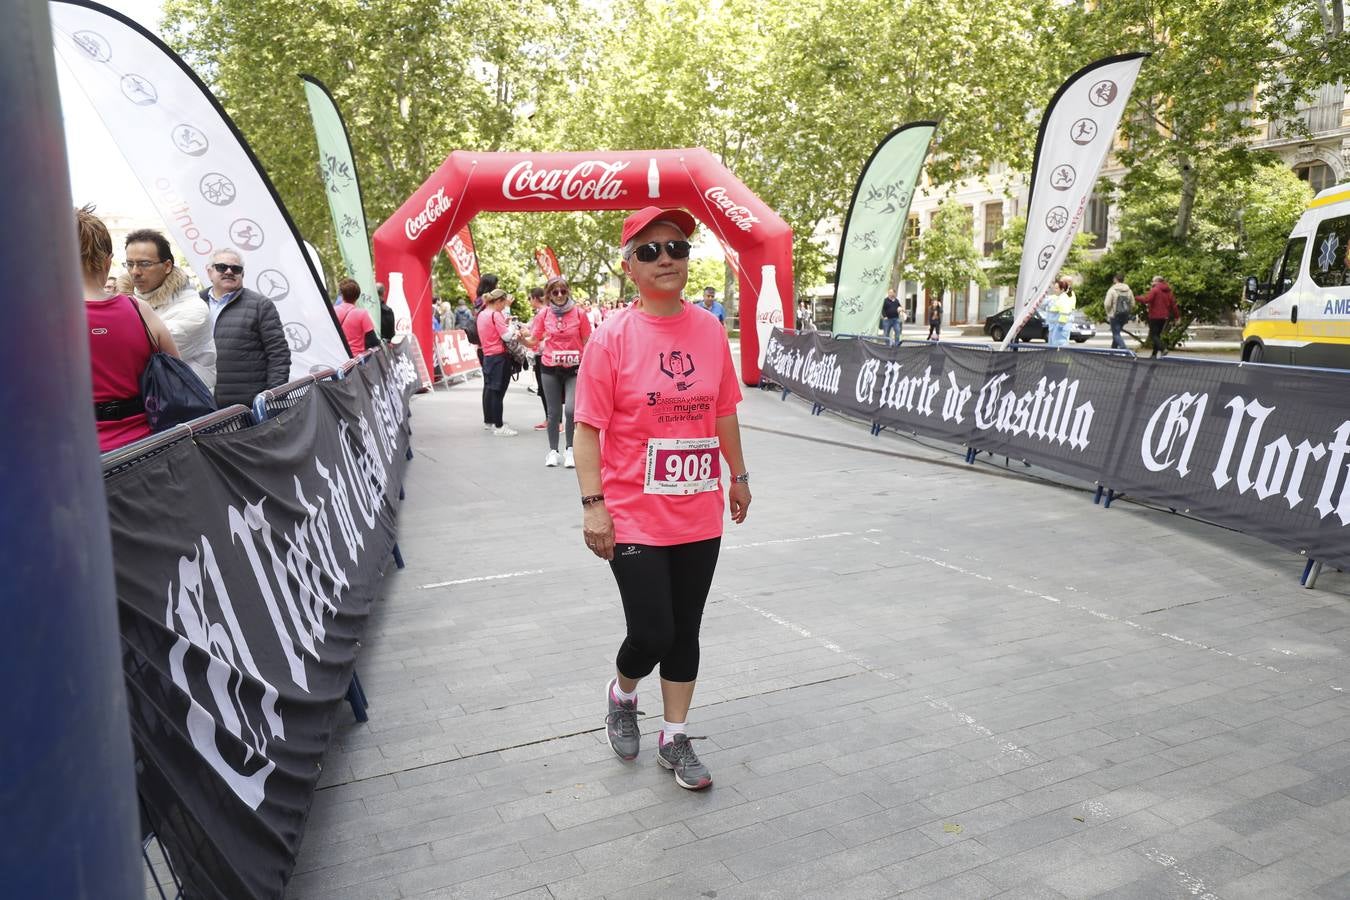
[731,472,750,484]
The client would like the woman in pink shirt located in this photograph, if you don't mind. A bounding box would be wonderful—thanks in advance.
[78,205,179,453]
[334,278,378,357]
[477,288,516,435]
[574,206,751,791]
[526,275,591,468]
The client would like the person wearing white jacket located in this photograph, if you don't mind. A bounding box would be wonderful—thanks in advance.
[119,229,217,390]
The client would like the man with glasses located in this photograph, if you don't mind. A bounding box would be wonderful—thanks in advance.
[120,229,216,389]
[199,248,291,407]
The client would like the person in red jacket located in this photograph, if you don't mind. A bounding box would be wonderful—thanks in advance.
[1138,275,1179,359]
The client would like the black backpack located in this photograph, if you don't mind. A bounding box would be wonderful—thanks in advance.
[462,314,480,345]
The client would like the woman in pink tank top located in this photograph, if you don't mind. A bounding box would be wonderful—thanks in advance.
[77,205,179,453]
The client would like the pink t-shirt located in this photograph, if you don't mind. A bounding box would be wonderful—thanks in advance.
[336,303,375,356]
[574,301,742,546]
[87,295,154,453]
[477,307,508,356]
[530,306,592,367]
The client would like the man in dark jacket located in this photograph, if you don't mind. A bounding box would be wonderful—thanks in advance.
[377,281,396,342]
[201,249,291,406]
[1137,275,1180,359]
[881,288,903,345]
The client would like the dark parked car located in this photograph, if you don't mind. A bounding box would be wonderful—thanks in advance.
[983,307,1096,343]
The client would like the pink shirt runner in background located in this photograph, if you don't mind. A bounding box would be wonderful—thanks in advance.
[477,307,509,356]
[335,303,375,356]
[575,301,742,546]
[530,306,592,367]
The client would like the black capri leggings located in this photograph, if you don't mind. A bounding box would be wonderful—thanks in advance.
[610,537,721,683]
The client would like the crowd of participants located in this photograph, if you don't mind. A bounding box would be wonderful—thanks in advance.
[462,271,733,470]
[79,206,291,453]
[79,205,407,455]
[83,199,754,792]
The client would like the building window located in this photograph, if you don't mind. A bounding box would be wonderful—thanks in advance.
[1084,194,1109,249]
[952,282,971,325]
[1295,162,1336,195]
[979,284,1001,319]
[1271,82,1345,139]
[982,202,1004,256]
[906,215,920,242]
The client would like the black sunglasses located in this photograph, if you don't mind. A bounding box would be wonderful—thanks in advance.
[548,286,570,296]
[631,240,691,263]
[211,263,244,275]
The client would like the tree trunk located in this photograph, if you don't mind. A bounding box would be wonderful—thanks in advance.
[1173,155,1198,242]
[1317,0,1345,40]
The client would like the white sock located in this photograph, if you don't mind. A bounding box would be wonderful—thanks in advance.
[611,680,637,703]
[660,720,686,745]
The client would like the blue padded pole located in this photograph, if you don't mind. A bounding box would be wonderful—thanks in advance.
[0,5,141,895]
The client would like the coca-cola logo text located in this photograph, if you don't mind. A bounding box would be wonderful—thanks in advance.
[405,187,452,240]
[704,186,760,232]
[503,160,629,202]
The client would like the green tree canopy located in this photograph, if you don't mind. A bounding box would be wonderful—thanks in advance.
[1079,159,1310,345]
[162,0,1062,298]
[906,199,987,301]
[988,215,1095,300]
[1063,0,1350,242]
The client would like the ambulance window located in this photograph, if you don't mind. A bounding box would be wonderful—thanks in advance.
[1310,215,1350,287]
[1268,236,1306,302]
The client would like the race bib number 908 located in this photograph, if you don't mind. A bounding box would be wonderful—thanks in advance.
[644,437,721,495]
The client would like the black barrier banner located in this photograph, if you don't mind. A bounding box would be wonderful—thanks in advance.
[763,329,1350,570]
[106,344,418,900]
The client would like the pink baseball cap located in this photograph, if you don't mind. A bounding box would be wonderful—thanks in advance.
[621,206,697,246]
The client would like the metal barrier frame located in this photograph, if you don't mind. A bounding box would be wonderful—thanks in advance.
[101,405,255,479]
[250,369,336,423]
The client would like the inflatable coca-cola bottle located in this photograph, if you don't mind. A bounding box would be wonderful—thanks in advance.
[756,264,784,370]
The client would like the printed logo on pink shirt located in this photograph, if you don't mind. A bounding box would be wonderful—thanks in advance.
[658,350,698,391]
[645,349,716,425]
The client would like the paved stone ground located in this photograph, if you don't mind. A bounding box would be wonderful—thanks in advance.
[289,368,1350,900]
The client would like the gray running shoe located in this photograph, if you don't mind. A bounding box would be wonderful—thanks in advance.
[605,679,641,761]
[658,733,712,790]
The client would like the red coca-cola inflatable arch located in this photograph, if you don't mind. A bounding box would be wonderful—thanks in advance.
[372,148,793,385]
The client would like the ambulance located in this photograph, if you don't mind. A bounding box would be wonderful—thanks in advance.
[1244,183,1350,366]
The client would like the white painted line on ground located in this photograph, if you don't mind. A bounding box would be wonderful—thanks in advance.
[418,569,545,590]
[912,552,994,581]
[887,545,1348,694]
[724,529,881,551]
[417,529,879,590]
[723,583,1036,770]
[724,590,901,683]
[1142,847,1219,900]
[922,695,1036,767]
